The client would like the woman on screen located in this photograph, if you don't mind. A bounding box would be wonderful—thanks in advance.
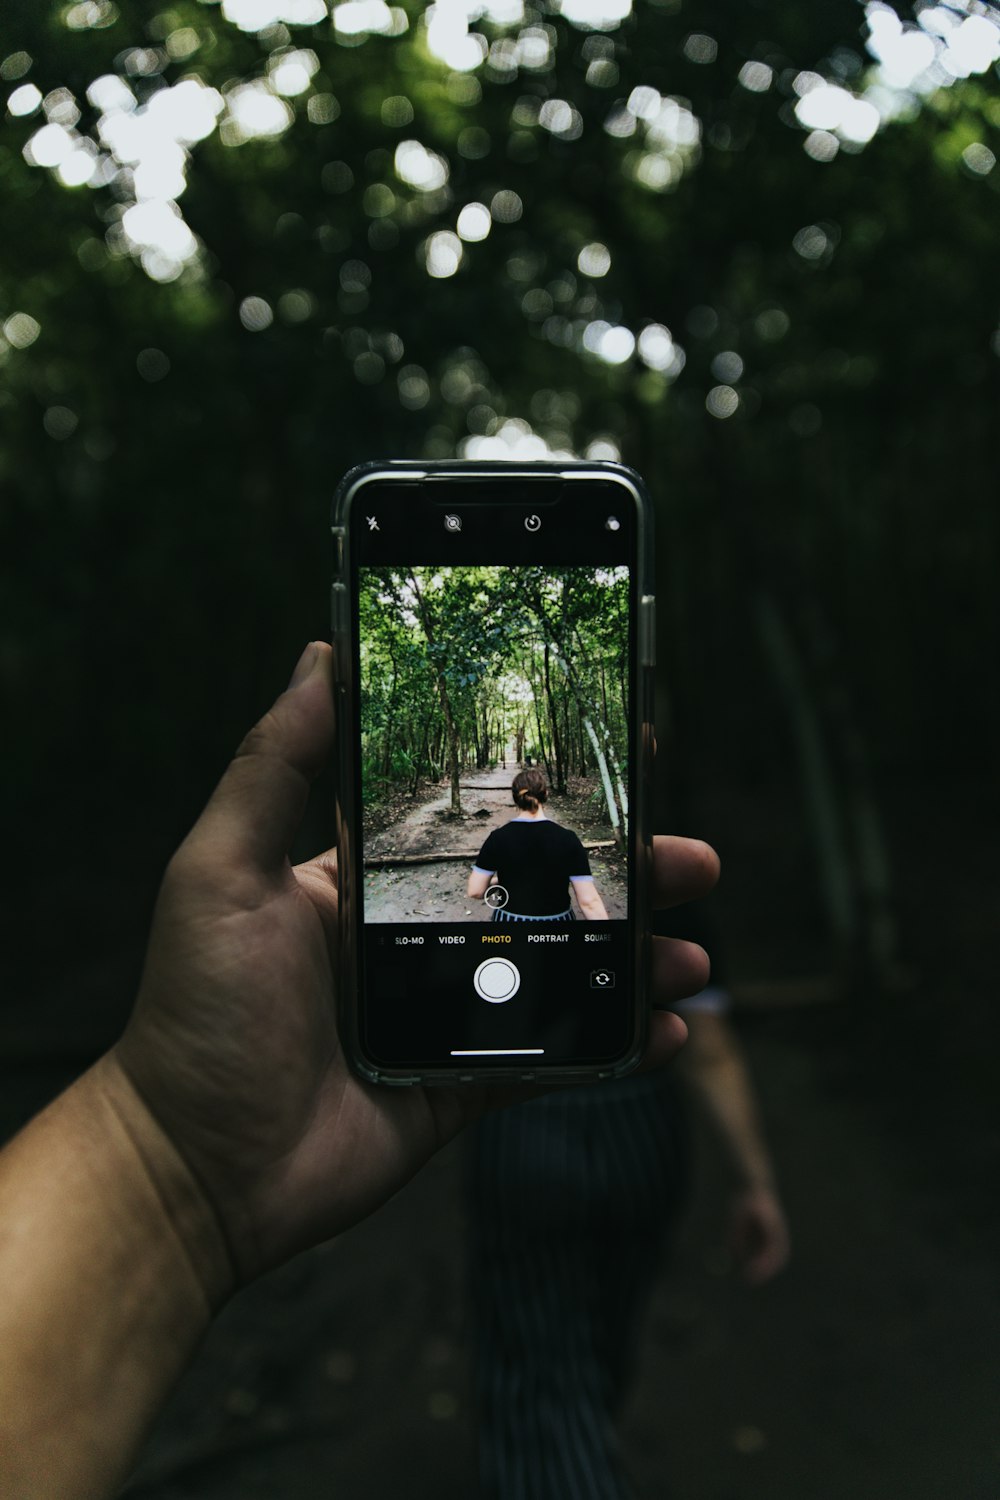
[467,769,610,923]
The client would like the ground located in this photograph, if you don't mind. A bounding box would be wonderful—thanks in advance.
[2,777,998,1499]
[111,1009,1000,1500]
[362,764,628,922]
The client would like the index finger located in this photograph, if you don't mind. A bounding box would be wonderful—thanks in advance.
[652,835,720,909]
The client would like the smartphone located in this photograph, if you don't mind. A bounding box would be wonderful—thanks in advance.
[330,460,654,1085]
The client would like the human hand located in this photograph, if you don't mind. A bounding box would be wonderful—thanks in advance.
[728,1184,791,1286]
[112,642,718,1296]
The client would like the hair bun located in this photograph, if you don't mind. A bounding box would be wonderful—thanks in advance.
[512,768,548,810]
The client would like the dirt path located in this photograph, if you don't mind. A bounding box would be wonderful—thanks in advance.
[363,761,626,921]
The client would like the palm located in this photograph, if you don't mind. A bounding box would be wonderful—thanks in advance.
[118,849,473,1281]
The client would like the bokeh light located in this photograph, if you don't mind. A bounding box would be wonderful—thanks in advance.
[23,123,76,169]
[557,0,631,29]
[64,1,118,29]
[224,0,327,32]
[239,296,274,331]
[0,52,32,80]
[424,230,463,278]
[793,224,833,262]
[963,142,996,175]
[397,365,431,409]
[577,242,611,278]
[490,189,523,223]
[738,61,773,93]
[7,83,42,117]
[43,405,79,440]
[268,49,320,97]
[637,324,685,376]
[463,416,575,460]
[3,313,41,349]
[711,351,744,384]
[706,385,739,419]
[395,139,449,191]
[223,82,293,143]
[682,33,717,65]
[136,348,170,382]
[456,202,491,242]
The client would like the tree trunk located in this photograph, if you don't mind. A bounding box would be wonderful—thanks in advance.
[582,715,621,843]
[533,688,552,781]
[754,591,855,952]
[410,724,429,797]
[544,643,566,794]
[381,657,398,779]
[408,570,462,816]
[543,633,627,840]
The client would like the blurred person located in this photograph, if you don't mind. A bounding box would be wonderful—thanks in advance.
[0,642,719,1500]
[470,904,789,1500]
[469,768,610,922]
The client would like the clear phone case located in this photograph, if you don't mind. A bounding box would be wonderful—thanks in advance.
[330,459,655,1086]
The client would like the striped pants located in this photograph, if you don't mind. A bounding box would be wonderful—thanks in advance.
[491,908,574,924]
[469,1078,690,1500]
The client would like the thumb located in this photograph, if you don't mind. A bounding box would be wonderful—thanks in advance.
[187,642,335,875]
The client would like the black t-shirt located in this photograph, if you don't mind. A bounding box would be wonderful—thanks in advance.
[473,818,592,916]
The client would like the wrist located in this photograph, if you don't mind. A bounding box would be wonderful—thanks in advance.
[0,1055,235,1497]
[92,1049,236,1313]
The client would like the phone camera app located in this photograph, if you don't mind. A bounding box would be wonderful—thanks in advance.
[444,513,462,533]
[358,558,632,1069]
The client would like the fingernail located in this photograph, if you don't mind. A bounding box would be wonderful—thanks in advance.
[288,641,318,689]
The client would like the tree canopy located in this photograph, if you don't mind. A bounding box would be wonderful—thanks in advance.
[2,0,998,968]
[360,564,630,832]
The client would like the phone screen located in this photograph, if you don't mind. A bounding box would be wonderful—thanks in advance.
[339,468,648,1077]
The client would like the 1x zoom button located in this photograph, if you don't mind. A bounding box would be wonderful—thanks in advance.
[473,958,521,1004]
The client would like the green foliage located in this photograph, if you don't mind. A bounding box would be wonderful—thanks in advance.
[1,0,998,959]
[359,564,629,818]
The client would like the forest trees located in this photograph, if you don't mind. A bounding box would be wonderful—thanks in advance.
[359,565,630,838]
[3,1,999,981]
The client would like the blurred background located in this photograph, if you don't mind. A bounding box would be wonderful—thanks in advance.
[2,0,998,1495]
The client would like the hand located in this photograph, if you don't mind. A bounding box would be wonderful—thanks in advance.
[728,1184,791,1286]
[113,642,719,1294]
